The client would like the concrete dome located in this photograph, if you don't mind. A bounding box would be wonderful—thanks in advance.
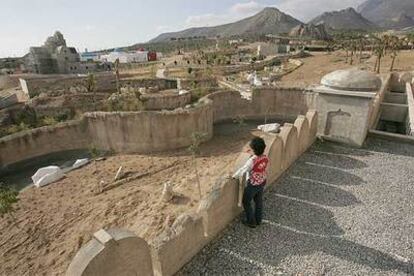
[321,69,382,92]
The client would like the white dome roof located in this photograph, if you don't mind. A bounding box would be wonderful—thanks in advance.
[321,69,382,92]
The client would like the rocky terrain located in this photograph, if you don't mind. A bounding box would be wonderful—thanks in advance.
[358,0,414,29]
[151,7,302,43]
[289,23,331,40]
[309,7,377,31]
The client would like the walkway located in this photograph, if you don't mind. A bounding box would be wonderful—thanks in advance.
[179,138,414,275]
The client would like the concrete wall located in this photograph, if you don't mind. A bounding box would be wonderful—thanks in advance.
[0,100,213,169]
[369,74,391,130]
[20,75,178,98]
[67,110,318,276]
[120,78,177,91]
[141,92,191,111]
[178,78,218,90]
[0,119,89,168]
[151,213,207,276]
[66,229,153,276]
[86,103,213,154]
[406,83,414,136]
[206,87,316,123]
[20,73,116,97]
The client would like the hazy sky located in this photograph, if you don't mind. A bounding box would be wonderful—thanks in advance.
[0,0,365,57]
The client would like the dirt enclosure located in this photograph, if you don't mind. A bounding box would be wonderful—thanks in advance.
[0,120,272,275]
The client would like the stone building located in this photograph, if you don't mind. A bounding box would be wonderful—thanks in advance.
[25,31,93,74]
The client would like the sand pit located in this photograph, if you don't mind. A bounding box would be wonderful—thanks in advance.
[0,121,267,275]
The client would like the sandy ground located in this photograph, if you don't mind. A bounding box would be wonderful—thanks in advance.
[0,122,261,275]
[278,50,414,88]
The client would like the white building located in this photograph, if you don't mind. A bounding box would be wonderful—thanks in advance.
[100,49,148,63]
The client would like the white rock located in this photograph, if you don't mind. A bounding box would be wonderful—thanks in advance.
[32,166,65,188]
[72,158,89,169]
[258,123,281,133]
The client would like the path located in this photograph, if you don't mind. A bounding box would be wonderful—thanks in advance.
[179,138,414,275]
[218,79,252,100]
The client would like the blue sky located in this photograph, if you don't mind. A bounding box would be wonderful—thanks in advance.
[0,0,364,57]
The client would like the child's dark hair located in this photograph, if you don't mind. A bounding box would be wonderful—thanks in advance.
[249,137,266,156]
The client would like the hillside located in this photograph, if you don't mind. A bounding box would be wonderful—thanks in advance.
[309,7,377,31]
[358,0,414,29]
[289,23,331,40]
[150,7,303,42]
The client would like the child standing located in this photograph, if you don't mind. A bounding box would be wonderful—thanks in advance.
[233,137,269,228]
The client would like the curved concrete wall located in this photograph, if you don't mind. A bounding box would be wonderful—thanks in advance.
[0,120,89,168]
[66,229,153,276]
[0,100,213,169]
[141,92,191,111]
[207,87,316,123]
[86,103,213,154]
[67,111,318,276]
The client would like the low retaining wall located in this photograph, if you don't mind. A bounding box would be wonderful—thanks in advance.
[207,87,316,123]
[86,103,213,154]
[406,82,414,136]
[0,100,213,169]
[141,92,191,111]
[120,78,177,91]
[20,73,116,97]
[20,75,178,98]
[0,120,89,168]
[369,74,391,130]
[67,110,318,276]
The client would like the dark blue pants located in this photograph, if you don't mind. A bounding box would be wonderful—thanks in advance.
[242,183,265,225]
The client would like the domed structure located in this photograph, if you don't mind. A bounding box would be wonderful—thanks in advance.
[321,69,382,92]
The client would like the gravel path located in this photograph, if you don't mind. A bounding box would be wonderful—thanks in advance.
[179,138,414,275]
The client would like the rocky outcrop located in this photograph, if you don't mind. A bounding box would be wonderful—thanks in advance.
[309,7,377,31]
[289,23,331,40]
[358,0,414,29]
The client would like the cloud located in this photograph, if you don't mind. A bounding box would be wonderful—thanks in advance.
[185,13,233,28]
[230,1,264,15]
[84,25,96,31]
[185,1,265,28]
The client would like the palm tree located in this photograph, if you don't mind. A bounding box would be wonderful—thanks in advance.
[389,36,402,72]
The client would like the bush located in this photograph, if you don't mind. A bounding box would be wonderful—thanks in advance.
[41,116,58,126]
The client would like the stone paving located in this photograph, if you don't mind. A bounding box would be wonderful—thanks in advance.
[179,138,414,275]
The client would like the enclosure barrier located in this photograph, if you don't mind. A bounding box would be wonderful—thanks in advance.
[66,110,318,276]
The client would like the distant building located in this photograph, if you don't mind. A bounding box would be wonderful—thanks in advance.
[257,42,290,57]
[25,31,96,74]
[79,52,100,62]
[100,49,159,64]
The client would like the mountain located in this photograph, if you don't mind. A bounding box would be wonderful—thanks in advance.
[309,7,377,31]
[358,0,414,29]
[289,23,331,40]
[150,7,303,42]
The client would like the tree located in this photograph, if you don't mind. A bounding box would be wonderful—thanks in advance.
[389,36,402,72]
[188,132,207,200]
[114,58,120,94]
[371,35,386,74]
[86,73,97,110]
[0,184,19,230]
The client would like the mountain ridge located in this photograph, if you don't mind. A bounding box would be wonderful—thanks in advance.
[150,7,303,42]
[309,7,377,31]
